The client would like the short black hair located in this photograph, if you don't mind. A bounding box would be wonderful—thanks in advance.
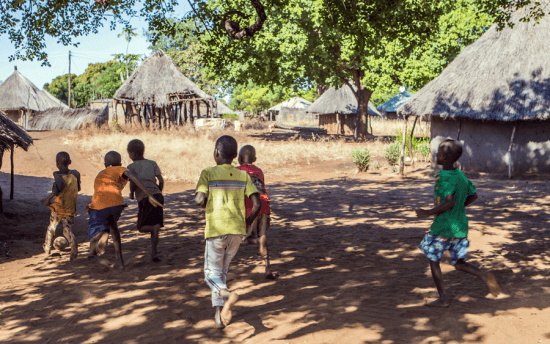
[104,151,122,167]
[215,135,238,160]
[127,139,145,156]
[239,145,256,162]
[56,151,71,165]
[440,139,463,163]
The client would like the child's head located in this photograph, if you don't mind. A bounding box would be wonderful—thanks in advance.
[56,151,71,170]
[238,145,256,165]
[104,151,122,167]
[214,135,238,164]
[436,139,462,166]
[127,139,145,161]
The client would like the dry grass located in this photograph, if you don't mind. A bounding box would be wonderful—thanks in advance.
[370,118,430,137]
[64,127,390,183]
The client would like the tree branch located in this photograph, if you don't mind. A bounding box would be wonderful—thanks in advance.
[222,0,267,39]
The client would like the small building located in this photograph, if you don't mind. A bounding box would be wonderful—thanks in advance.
[113,50,215,129]
[0,67,67,128]
[29,106,109,130]
[398,4,550,176]
[377,90,413,120]
[268,97,312,121]
[215,100,236,116]
[303,85,383,135]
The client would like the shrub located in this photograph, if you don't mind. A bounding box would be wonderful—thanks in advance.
[393,129,430,156]
[111,120,122,132]
[352,148,370,172]
[416,142,431,162]
[385,142,401,165]
[222,113,239,121]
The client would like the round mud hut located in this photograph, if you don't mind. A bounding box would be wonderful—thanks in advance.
[0,110,33,210]
[113,50,215,129]
[398,4,550,177]
[377,90,413,120]
[307,85,382,135]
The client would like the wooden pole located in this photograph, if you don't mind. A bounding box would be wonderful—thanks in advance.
[508,124,517,179]
[457,120,462,141]
[399,117,408,175]
[207,101,212,119]
[196,100,201,119]
[408,116,418,158]
[10,146,14,200]
[183,102,188,124]
[189,101,194,125]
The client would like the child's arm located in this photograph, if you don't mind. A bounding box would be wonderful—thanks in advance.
[415,194,456,218]
[464,192,478,207]
[123,170,164,208]
[195,192,207,208]
[156,174,164,192]
[42,193,56,206]
[129,180,137,200]
[246,193,262,227]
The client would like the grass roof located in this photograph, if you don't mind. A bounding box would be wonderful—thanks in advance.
[0,110,33,155]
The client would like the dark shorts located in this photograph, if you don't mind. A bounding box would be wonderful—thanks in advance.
[88,205,125,239]
[418,232,469,265]
[137,193,164,230]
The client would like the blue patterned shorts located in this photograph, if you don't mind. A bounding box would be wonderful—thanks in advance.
[419,233,469,265]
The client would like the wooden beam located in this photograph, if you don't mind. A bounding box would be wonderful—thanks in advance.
[10,146,14,200]
[189,101,194,124]
[408,116,418,159]
[399,117,408,175]
[183,102,188,124]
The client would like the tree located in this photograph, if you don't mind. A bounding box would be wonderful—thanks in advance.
[46,74,78,106]
[230,81,316,111]
[187,0,501,140]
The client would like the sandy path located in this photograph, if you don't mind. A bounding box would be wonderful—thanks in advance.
[1,131,550,343]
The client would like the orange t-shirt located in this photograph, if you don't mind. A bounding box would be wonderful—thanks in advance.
[49,174,79,216]
[90,166,129,210]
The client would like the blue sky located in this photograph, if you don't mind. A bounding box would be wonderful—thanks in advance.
[0,2,190,89]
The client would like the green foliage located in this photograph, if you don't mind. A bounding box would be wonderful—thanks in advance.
[222,113,238,121]
[47,74,78,107]
[229,81,316,112]
[73,83,96,108]
[352,148,370,172]
[111,120,122,132]
[385,142,401,165]
[393,129,431,156]
[417,142,432,162]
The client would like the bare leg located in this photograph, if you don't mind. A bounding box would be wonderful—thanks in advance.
[138,225,155,233]
[259,235,277,280]
[428,260,450,307]
[454,259,501,297]
[219,289,239,326]
[62,216,78,261]
[151,224,161,262]
[110,225,124,270]
[214,306,224,329]
[95,231,109,256]
[43,212,58,256]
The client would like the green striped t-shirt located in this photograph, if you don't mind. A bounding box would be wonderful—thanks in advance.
[196,164,259,239]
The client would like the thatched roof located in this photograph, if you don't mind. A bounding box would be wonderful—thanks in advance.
[268,97,312,111]
[114,50,211,107]
[399,4,550,121]
[377,91,413,113]
[0,68,68,112]
[216,100,235,115]
[0,110,33,154]
[29,106,108,130]
[307,85,382,117]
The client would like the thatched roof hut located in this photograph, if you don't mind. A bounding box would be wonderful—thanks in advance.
[216,100,235,115]
[398,3,550,176]
[377,91,413,120]
[113,50,214,129]
[268,97,312,112]
[0,67,67,128]
[29,106,109,131]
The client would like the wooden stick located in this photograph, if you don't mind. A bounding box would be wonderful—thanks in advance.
[10,146,14,200]
[189,101,194,124]
[508,124,517,179]
[409,116,418,158]
[196,100,201,119]
[457,120,462,141]
[399,117,408,175]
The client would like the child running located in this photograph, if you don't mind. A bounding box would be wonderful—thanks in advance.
[415,139,501,307]
[127,139,165,262]
[42,152,81,260]
[195,135,262,329]
[87,151,163,270]
[237,145,277,279]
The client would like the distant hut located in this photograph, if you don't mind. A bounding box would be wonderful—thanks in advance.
[305,85,383,135]
[113,50,215,129]
[29,106,109,131]
[268,97,312,121]
[377,89,413,120]
[0,110,33,210]
[398,3,550,177]
[215,100,235,116]
[0,67,68,128]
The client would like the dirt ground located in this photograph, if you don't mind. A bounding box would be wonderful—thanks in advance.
[1,131,550,344]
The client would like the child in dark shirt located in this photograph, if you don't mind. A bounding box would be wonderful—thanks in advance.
[127,139,165,262]
[237,145,277,280]
[415,139,501,307]
[42,152,81,260]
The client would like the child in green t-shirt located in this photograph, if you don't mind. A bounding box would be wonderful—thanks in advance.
[415,139,501,307]
[195,135,262,329]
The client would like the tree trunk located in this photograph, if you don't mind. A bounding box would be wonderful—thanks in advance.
[399,118,408,175]
[317,85,329,98]
[350,70,373,141]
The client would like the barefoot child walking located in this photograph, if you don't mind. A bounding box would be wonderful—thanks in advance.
[195,135,262,328]
[415,139,501,307]
[127,139,165,262]
[237,144,277,279]
[87,151,163,269]
[42,152,81,260]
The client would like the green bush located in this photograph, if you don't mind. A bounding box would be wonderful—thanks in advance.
[222,113,239,121]
[352,148,370,172]
[385,142,401,165]
[416,142,431,162]
[393,129,430,156]
[111,120,122,132]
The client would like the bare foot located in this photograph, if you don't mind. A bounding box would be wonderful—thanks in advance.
[265,268,279,280]
[112,261,125,270]
[426,299,450,307]
[43,243,51,255]
[214,306,225,329]
[220,290,239,326]
[484,273,501,297]
[98,258,112,268]
[151,254,161,262]
[96,232,109,256]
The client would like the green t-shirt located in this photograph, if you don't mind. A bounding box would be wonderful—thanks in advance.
[430,169,477,238]
[196,164,259,239]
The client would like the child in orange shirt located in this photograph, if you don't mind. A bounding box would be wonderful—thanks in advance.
[88,151,163,270]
